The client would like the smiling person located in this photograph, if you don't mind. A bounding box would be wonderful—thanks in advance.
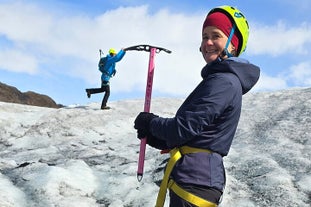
[134,5,260,207]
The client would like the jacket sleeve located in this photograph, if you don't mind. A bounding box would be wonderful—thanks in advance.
[104,50,126,66]
[150,73,239,148]
[113,50,126,62]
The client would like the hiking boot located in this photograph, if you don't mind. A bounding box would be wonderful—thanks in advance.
[86,89,91,98]
[101,106,111,110]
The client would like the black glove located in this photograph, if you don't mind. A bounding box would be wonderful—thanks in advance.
[134,112,169,150]
[134,112,158,138]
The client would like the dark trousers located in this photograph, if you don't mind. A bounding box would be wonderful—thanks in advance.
[169,184,222,207]
[87,81,110,108]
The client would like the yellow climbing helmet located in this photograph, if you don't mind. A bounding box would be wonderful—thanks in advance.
[208,5,249,56]
[109,48,117,55]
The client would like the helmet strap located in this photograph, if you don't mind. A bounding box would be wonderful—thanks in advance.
[222,24,236,58]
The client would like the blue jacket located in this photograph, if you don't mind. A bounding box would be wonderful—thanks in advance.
[100,50,126,82]
[150,57,260,191]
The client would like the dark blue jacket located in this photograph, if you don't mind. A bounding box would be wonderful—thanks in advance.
[150,57,260,191]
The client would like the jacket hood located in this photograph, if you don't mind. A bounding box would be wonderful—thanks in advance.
[201,57,260,94]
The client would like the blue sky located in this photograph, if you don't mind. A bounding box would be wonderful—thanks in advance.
[1,0,311,105]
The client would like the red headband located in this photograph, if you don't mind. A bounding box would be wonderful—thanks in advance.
[202,12,239,50]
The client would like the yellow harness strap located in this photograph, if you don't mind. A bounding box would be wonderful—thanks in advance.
[155,146,217,207]
[168,180,217,207]
[155,147,181,207]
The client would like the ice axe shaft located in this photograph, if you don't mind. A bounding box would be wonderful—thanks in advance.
[125,45,171,181]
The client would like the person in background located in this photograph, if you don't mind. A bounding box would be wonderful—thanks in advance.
[85,48,126,110]
[134,5,260,207]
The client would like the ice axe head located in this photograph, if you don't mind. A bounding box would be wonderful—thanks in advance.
[124,45,171,54]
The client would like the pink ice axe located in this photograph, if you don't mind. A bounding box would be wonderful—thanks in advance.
[124,45,171,181]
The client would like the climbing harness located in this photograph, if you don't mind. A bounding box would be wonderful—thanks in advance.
[155,146,218,207]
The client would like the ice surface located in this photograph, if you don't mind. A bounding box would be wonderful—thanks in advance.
[0,88,310,207]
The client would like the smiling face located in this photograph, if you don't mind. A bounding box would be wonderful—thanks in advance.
[200,26,236,63]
